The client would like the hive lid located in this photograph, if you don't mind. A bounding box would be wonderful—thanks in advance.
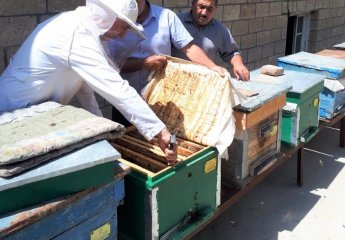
[141,56,237,153]
[334,42,345,49]
[277,51,345,79]
[231,79,291,112]
[316,49,345,60]
[0,140,120,192]
[250,69,324,94]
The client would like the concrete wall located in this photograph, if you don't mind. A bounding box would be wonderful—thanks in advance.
[0,0,84,73]
[1,0,345,118]
[157,0,345,70]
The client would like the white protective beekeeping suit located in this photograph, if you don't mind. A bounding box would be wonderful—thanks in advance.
[0,0,165,140]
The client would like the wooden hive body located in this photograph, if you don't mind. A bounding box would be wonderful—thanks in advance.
[222,80,289,188]
[0,163,129,240]
[112,57,237,239]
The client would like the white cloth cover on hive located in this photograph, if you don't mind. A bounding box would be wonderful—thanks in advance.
[0,102,125,177]
[142,56,244,154]
[324,78,345,92]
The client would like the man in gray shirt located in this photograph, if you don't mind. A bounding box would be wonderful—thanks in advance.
[172,0,249,81]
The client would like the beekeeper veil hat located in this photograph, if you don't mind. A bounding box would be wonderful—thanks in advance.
[85,0,145,39]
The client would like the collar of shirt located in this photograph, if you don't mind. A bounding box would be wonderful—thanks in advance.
[142,2,157,27]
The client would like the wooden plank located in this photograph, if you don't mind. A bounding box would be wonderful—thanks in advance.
[111,143,166,173]
[233,95,286,130]
[114,137,169,163]
[233,111,247,130]
[117,158,155,177]
[122,134,192,157]
[114,137,186,162]
[247,135,278,160]
[0,181,122,239]
[232,80,291,112]
[316,49,345,59]
[126,129,204,153]
[114,162,131,180]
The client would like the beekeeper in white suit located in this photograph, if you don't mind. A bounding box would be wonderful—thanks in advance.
[0,0,177,163]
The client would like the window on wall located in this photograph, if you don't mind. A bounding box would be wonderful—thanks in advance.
[285,14,310,55]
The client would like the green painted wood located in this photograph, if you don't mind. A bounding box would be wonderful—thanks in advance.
[0,161,115,216]
[250,69,324,146]
[118,147,218,240]
[0,180,124,239]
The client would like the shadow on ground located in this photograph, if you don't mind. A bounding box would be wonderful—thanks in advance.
[192,126,345,240]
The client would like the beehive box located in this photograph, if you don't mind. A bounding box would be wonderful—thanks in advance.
[277,51,345,79]
[112,57,236,240]
[250,69,325,146]
[315,49,345,119]
[0,102,124,215]
[222,80,290,188]
[0,162,129,240]
[0,140,121,216]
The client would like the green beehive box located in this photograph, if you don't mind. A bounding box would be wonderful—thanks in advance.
[250,69,325,146]
[0,140,120,216]
[0,163,130,240]
[111,57,236,239]
[112,131,219,240]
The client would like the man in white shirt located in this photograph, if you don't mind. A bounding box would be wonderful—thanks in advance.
[0,0,177,164]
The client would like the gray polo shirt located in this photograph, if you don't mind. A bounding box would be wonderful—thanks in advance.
[172,11,240,64]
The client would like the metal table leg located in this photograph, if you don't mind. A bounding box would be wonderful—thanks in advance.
[297,145,304,187]
[340,116,345,148]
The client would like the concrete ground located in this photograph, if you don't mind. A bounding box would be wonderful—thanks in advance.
[192,124,345,240]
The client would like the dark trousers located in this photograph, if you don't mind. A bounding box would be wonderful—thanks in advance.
[112,107,131,128]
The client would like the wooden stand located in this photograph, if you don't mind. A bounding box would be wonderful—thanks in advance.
[319,109,345,148]
[185,110,345,240]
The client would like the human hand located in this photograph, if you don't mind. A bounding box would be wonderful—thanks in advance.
[233,63,250,81]
[209,65,228,77]
[157,128,178,165]
[143,55,168,71]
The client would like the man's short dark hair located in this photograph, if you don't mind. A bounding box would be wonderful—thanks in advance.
[191,0,218,7]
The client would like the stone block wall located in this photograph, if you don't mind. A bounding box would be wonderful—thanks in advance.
[159,0,345,70]
[1,0,345,118]
[0,0,84,73]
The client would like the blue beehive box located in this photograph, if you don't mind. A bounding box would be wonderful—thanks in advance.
[0,162,130,240]
[277,51,345,79]
[318,79,345,119]
[315,49,345,119]
[277,51,345,119]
